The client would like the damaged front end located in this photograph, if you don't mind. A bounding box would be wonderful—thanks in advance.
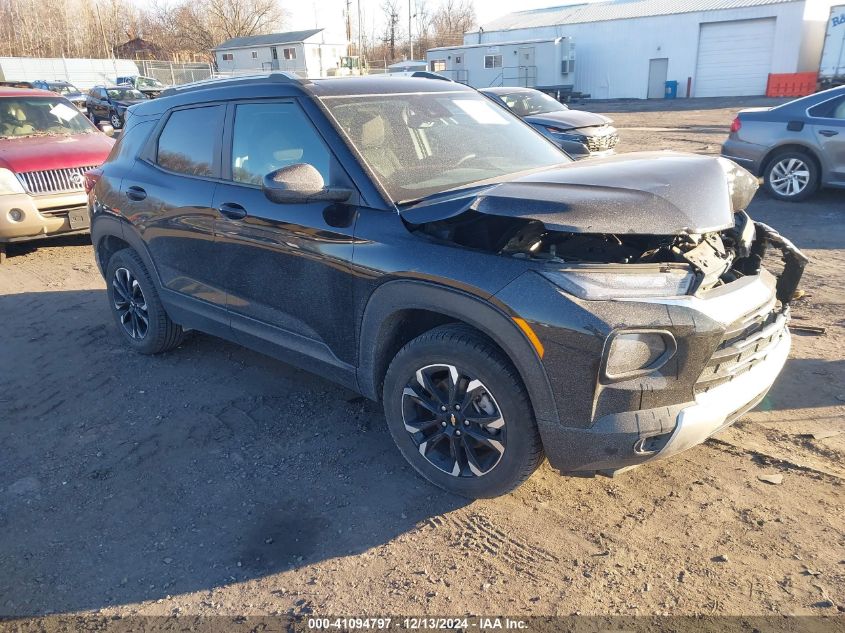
[404,152,808,474]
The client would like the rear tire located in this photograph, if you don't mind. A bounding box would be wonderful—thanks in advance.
[105,248,183,354]
[382,324,544,498]
[763,150,819,202]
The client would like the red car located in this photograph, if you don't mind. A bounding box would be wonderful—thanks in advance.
[0,87,114,262]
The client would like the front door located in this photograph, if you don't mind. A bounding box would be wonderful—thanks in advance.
[123,104,227,309]
[647,58,669,99]
[809,94,845,183]
[212,99,359,376]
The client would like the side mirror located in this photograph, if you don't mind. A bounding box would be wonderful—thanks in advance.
[262,163,352,204]
[99,123,115,137]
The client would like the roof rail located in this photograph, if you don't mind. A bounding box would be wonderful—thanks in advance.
[159,71,307,98]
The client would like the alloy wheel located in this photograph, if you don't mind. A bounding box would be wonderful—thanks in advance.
[769,157,810,197]
[112,267,149,340]
[110,113,122,129]
[401,364,506,478]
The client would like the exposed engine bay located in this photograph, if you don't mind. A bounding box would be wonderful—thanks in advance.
[413,209,807,301]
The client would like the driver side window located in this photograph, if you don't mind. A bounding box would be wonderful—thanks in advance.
[230,102,331,186]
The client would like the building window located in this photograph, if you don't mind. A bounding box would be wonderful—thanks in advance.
[455,56,462,64]
[484,54,502,69]
[222,53,233,61]
[431,59,446,72]
[283,47,296,60]
[251,51,258,59]
[271,47,278,60]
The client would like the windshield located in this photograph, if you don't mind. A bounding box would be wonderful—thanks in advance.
[322,91,570,203]
[498,90,568,116]
[107,88,146,100]
[0,97,94,138]
[136,76,164,88]
[48,83,79,96]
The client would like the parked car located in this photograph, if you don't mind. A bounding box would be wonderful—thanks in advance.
[115,75,166,98]
[0,87,114,262]
[480,87,619,159]
[0,81,34,89]
[86,85,148,129]
[31,80,88,115]
[721,86,845,201]
[88,74,804,498]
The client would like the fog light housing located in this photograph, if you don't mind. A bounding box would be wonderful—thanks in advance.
[8,208,23,222]
[603,330,677,382]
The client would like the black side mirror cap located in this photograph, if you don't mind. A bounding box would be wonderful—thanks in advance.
[262,163,353,204]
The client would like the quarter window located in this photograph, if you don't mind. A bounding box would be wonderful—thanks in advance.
[808,96,845,120]
[156,105,224,177]
[484,54,502,69]
[230,102,330,185]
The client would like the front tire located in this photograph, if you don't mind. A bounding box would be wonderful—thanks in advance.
[110,112,123,129]
[763,150,819,202]
[105,249,183,354]
[383,325,544,498]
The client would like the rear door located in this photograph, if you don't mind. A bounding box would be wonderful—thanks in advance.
[121,103,228,311]
[808,94,845,184]
[212,99,360,377]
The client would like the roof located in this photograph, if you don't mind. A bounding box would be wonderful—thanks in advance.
[143,73,475,115]
[478,0,800,30]
[0,86,57,98]
[429,37,560,52]
[213,29,323,51]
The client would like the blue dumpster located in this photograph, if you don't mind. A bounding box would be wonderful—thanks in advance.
[665,80,678,99]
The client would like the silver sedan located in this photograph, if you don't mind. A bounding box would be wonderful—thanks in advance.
[721,86,845,202]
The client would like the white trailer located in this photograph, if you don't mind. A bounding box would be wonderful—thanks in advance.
[819,4,845,89]
[425,37,576,93]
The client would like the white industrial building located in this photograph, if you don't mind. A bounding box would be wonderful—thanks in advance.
[213,29,348,78]
[426,0,833,98]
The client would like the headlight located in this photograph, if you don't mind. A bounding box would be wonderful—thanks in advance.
[0,168,25,195]
[717,157,758,211]
[542,266,696,300]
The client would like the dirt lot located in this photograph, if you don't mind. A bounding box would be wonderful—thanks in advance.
[1,98,844,622]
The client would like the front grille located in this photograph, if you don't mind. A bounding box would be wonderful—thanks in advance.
[17,165,97,195]
[695,299,787,395]
[586,131,619,153]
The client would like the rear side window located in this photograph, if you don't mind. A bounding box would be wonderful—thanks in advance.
[808,96,845,119]
[230,102,330,185]
[156,105,224,177]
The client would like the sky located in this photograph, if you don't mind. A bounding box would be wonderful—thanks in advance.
[283,0,566,37]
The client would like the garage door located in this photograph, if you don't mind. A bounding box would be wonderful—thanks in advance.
[694,18,776,97]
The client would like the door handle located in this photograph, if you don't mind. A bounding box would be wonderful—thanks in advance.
[126,185,147,201]
[219,202,247,220]
[819,129,839,137]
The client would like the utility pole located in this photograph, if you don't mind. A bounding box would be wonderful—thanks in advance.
[345,0,352,44]
[357,0,363,72]
[408,0,413,60]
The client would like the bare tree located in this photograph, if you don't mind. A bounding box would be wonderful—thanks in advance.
[382,0,401,63]
[431,0,475,47]
[205,0,285,41]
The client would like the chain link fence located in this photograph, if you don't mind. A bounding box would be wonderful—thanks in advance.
[136,60,213,86]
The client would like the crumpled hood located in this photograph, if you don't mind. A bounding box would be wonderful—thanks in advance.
[403,152,738,235]
[114,99,146,108]
[525,109,613,131]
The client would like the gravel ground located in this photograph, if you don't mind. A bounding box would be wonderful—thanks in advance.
[1,97,844,621]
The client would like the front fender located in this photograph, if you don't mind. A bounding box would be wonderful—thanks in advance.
[356,279,560,428]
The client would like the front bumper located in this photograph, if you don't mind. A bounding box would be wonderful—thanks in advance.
[0,191,90,243]
[655,325,789,460]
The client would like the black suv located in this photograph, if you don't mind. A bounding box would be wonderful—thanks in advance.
[88,74,805,498]
[86,85,147,129]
